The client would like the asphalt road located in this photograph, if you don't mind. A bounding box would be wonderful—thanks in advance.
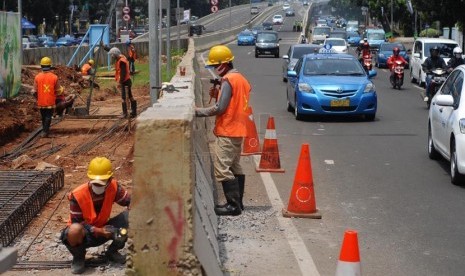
[212,3,465,275]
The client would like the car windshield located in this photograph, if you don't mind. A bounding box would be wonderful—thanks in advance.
[367,32,385,40]
[257,33,277,42]
[326,40,345,46]
[348,32,359,37]
[380,43,406,51]
[425,43,457,58]
[292,47,319,59]
[330,33,346,39]
[303,58,365,76]
[313,27,330,35]
[240,31,253,36]
[274,15,282,19]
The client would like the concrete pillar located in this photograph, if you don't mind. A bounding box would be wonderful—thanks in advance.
[128,102,201,275]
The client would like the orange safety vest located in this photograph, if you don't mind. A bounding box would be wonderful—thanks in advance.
[81,63,91,75]
[214,72,251,137]
[67,179,118,227]
[35,71,58,108]
[115,55,131,83]
[128,45,137,60]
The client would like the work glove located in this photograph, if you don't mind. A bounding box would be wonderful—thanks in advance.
[92,226,113,239]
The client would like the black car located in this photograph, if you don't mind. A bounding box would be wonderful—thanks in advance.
[285,9,295,17]
[262,22,273,30]
[255,31,281,58]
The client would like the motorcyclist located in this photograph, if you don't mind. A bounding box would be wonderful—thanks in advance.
[386,47,408,83]
[421,46,447,102]
[356,38,371,62]
[447,46,464,72]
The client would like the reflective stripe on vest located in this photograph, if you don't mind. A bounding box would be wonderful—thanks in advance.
[67,179,118,227]
[35,72,58,107]
[214,72,251,137]
[115,56,131,82]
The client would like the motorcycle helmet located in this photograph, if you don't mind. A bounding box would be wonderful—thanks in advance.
[430,46,440,57]
[453,47,463,59]
[393,47,400,56]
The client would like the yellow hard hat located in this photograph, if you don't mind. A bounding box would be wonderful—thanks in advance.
[40,57,52,66]
[205,45,234,66]
[88,59,94,65]
[87,157,113,180]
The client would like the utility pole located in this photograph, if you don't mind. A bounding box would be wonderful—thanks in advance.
[149,0,160,102]
[390,0,393,31]
[167,2,171,78]
[229,0,232,30]
[177,0,180,50]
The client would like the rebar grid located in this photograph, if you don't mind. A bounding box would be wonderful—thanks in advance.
[0,169,64,246]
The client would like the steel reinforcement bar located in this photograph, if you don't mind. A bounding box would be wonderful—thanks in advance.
[0,169,64,246]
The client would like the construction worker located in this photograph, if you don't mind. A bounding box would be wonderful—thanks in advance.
[195,45,251,216]
[81,59,95,76]
[32,56,62,138]
[60,157,131,274]
[107,47,137,118]
[126,40,137,74]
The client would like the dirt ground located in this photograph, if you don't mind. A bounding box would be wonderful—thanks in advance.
[0,62,151,275]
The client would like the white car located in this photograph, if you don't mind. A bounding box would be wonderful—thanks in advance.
[410,37,458,86]
[323,38,348,53]
[283,3,290,10]
[272,14,284,25]
[428,65,465,184]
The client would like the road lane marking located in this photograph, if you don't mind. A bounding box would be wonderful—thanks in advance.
[253,155,321,276]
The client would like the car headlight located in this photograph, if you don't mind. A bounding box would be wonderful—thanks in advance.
[378,54,385,58]
[364,82,375,93]
[460,119,465,134]
[298,83,314,93]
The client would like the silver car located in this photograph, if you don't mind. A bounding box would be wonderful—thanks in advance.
[282,44,322,82]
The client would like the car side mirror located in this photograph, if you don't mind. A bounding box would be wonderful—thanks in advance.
[287,70,297,78]
[435,94,454,106]
[283,55,289,59]
[368,70,377,78]
[279,38,282,41]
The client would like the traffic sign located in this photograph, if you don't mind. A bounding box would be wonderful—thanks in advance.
[123,14,130,22]
[123,6,130,13]
[211,5,218,13]
[211,0,218,5]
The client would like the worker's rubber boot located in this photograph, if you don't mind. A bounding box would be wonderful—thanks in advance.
[105,240,126,264]
[215,174,245,210]
[130,100,137,118]
[42,116,51,138]
[214,178,242,216]
[68,244,86,274]
[122,102,128,118]
[236,174,245,210]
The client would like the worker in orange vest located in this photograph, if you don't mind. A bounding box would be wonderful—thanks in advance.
[32,56,62,138]
[60,157,131,274]
[107,47,137,118]
[80,59,95,76]
[195,45,251,216]
[126,40,137,74]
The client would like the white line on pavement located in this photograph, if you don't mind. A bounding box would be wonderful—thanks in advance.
[253,155,320,276]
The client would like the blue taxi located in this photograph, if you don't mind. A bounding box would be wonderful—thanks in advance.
[286,49,377,120]
[237,29,256,46]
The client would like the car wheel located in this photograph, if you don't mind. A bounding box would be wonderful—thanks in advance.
[275,51,279,58]
[428,123,440,160]
[294,95,303,120]
[365,113,375,121]
[410,68,416,83]
[450,142,465,185]
[283,76,287,82]
[255,52,258,58]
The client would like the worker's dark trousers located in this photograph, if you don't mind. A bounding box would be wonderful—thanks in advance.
[40,108,53,135]
[128,58,135,74]
[60,211,129,251]
[121,79,137,117]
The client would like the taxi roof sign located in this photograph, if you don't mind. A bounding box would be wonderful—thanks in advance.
[319,44,337,54]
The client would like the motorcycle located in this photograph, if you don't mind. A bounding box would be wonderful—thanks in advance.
[426,68,448,108]
[362,54,373,73]
[390,60,405,90]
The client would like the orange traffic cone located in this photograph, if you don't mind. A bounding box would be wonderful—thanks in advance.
[241,107,261,156]
[335,230,362,276]
[282,143,321,219]
[256,116,285,173]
